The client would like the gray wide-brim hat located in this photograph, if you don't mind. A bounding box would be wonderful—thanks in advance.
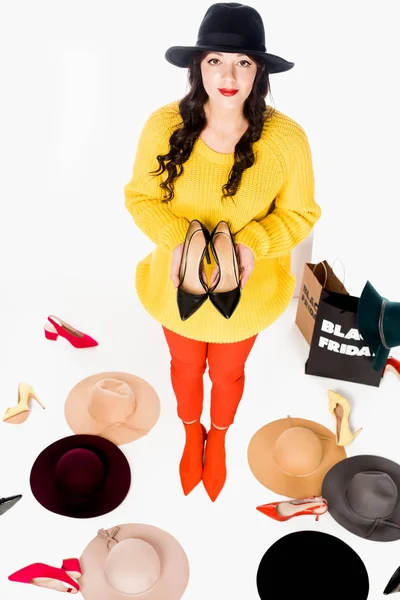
[322,455,400,542]
[165,3,294,74]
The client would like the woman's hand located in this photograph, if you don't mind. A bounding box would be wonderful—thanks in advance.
[171,243,207,288]
[236,243,255,288]
[209,243,255,290]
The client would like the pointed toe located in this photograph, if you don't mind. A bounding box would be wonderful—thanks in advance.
[177,289,208,321]
[0,494,22,516]
[203,477,225,502]
[384,565,400,595]
[256,504,276,518]
[209,287,241,319]
[181,473,202,496]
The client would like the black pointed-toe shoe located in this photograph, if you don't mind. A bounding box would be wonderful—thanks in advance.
[208,221,241,319]
[0,494,22,516]
[384,565,400,595]
[177,220,211,321]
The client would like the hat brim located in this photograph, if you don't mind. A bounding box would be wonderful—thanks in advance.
[247,417,346,498]
[322,455,400,541]
[165,45,294,73]
[30,434,131,518]
[257,531,369,599]
[357,281,388,371]
[64,372,160,446]
[79,523,190,600]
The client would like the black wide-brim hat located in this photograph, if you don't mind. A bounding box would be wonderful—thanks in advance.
[30,434,131,518]
[357,281,400,371]
[322,455,400,542]
[257,531,369,600]
[165,3,294,74]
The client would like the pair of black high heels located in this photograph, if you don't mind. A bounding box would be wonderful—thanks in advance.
[177,220,241,321]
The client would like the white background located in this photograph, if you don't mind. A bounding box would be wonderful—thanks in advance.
[1,1,399,598]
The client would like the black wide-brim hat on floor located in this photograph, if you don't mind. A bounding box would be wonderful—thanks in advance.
[30,434,131,518]
[257,531,369,600]
[165,2,294,73]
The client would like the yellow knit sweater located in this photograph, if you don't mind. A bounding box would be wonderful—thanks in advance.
[124,101,321,343]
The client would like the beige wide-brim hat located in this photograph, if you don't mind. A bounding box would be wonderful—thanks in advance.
[64,372,160,446]
[79,523,190,600]
[247,416,346,498]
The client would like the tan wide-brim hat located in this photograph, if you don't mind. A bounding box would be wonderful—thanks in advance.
[247,416,346,498]
[64,372,160,446]
[79,523,190,600]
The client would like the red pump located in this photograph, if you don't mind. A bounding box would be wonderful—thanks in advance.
[8,562,80,593]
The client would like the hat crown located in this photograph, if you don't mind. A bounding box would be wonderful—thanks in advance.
[346,471,398,519]
[55,448,104,496]
[385,303,400,346]
[105,538,161,594]
[273,427,323,477]
[196,2,266,52]
[89,378,136,424]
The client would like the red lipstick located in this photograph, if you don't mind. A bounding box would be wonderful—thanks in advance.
[218,88,239,96]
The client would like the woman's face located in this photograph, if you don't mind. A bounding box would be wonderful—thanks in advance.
[200,51,258,108]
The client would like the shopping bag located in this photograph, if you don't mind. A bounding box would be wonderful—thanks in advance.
[305,289,384,386]
[295,260,348,345]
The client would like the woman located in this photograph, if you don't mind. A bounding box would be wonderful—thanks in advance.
[124,3,321,501]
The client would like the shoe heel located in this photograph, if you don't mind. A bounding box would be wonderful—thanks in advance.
[62,558,81,578]
[44,328,58,341]
[205,246,211,265]
[33,394,45,410]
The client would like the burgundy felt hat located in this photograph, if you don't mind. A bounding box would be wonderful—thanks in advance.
[29,434,131,518]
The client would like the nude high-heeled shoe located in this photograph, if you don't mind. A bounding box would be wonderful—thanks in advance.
[3,383,45,424]
[328,390,362,446]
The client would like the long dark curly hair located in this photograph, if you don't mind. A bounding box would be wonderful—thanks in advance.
[150,50,275,203]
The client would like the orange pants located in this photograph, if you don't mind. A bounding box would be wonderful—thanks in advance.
[162,327,258,428]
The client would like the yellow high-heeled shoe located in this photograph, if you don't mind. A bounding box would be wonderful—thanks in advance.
[328,390,362,446]
[3,383,45,424]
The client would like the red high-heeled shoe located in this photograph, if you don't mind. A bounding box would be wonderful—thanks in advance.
[8,562,80,593]
[383,357,400,377]
[256,496,328,522]
[44,315,98,348]
[61,558,81,579]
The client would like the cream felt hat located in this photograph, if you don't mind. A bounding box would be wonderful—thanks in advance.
[64,372,160,446]
[79,523,190,600]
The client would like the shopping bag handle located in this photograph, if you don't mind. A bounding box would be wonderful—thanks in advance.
[312,259,346,293]
[312,261,328,287]
[332,257,346,290]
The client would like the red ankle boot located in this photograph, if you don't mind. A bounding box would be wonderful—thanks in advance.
[179,421,207,495]
[202,425,228,502]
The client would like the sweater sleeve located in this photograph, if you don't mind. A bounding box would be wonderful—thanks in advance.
[124,108,190,250]
[233,125,321,259]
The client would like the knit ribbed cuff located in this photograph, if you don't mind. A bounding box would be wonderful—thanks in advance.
[234,221,270,259]
[160,217,190,250]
